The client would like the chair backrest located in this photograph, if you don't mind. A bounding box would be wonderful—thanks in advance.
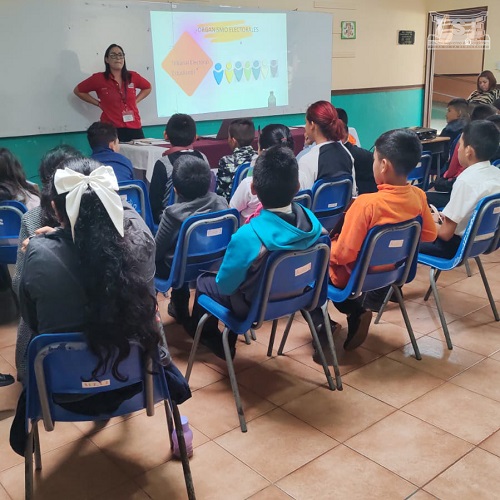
[452,193,500,263]
[342,219,422,298]
[26,333,169,431]
[293,189,313,209]
[118,180,155,233]
[166,208,240,289]
[230,162,251,199]
[492,159,500,167]
[311,175,353,231]
[407,152,432,190]
[238,235,331,331]
[0,202,27,264]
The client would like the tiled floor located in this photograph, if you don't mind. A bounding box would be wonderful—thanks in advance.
[2,253,500,499]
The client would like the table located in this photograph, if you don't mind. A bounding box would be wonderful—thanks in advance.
[421,136,450,178]
[121,127,306,182]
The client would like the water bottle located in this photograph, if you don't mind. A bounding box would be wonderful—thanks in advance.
[268,91,276,107]
[172,415,194,458]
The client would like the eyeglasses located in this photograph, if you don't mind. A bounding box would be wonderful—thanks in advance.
[108,53,125,60]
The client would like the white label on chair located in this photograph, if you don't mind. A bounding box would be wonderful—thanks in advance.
[295,262,311,276]
[82,380,110,388]
[0,219,3,225]
[207,227,222,237]
[120,195,128,202]
[389,239,404,248]
[327,203,338,208]
[494,207,500,214]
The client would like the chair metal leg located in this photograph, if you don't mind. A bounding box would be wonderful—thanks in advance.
[465,259,472,277]
[374,287,394,324]
[475,256,500,321]
[250,329,257,341]
[391,285,421,360]
[266,319,279,357]
[277,313,295,355]
[172,402,196,500]
[319,303,342,390]
[424,269,441,301]
[33,421,41,471]
[244,330,251,345]
[185,313,211,381]
[222,327,247,432]
[428,268,453,350]
[164,400,174,450]
[302,310,336,391]
[25,423,34,500]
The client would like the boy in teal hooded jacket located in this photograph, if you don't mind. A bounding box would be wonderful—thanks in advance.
[192,145,324,359]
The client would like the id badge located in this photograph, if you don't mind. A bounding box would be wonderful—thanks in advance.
[122,110,134,123]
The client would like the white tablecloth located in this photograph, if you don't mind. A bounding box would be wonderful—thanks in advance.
[120,144,165,182]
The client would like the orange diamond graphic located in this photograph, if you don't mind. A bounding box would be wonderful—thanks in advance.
[162,32,213,96]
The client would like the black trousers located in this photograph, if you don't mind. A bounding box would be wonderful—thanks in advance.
[117,127,145,142]
[419,235,461,259]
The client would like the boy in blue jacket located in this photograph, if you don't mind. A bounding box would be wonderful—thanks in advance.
[192,145,324,359]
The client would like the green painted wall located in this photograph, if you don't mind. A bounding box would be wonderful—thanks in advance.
[0,88,423,183]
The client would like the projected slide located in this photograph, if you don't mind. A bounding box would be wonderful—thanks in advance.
[150,11,289,117]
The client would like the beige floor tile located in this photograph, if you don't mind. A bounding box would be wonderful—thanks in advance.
[463,302,500,326]
[403,383,500,444]
[0,416,23,472]
[0,321,18,349]
[277,444,415,499]
[236,355,331,406]
[342,357,444,408]
[406,490,438,499]
[492,349,500,361]
[412,288,488,316]
[89,407,208,476]
[0,345,16,369]
[0,484,10,500]
[0,439,128,500]
[387,336,485,380]
[413,266,466,287]
[429,317,500,356]
[424,448,500,499]
[479,429,500,457]
[180,379,275,439]
[451,358,500,402]
[282,385,395,442]
[72,411,145,435]
[215,408,338,482]
[445,271,500,298]
[246,485,292,499]
[92,481,151,500]
[137,441,269,500]
[36,421,86,455]
[345,411,473,487]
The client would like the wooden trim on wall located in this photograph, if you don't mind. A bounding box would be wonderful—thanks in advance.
[331,84,424,96]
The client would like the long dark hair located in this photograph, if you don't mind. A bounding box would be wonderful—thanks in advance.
[52,158,159,379]
[39,145,82,227]
[104,43,131,84]
[259,124,294,150]
[0,148,39,203]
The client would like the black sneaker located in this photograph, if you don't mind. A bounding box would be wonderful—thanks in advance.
[200,330,237,360]
[168,301,190,324]
[344,310,372,350]
[0,373,14,387]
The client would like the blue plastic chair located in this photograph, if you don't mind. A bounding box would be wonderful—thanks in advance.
[118,180,156,234]
[293,189,313,209]
[311,175,353,231]
[24,332,195,499]
[493,159,500,167]
[325,219,423,359]
[229,162,252,199]
[416,194,500,349]
[185,236,342,432]
[155,209,239,295]
[408,152,432,190]
[0,200,27,264]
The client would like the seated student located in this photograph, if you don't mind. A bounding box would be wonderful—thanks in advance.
[486,114,500,162]
[0,148,40,210]
[216,118,257,201]
[309,129,437,357]
[230,124,294,221]
[336,107,361,147]
[192,146,324,359]
[155,156,228,324]
[439,98,469,160]
[467,70,500,105]
[87,122,134,182]
[149,114,208,225]
[420,120,500,259]
[493,98,500,113]
[298,101,354,191]
[10,158,190,455]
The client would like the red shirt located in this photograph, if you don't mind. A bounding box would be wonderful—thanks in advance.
[77,71,151,129]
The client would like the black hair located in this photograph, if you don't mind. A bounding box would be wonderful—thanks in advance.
[374,129,422,176]
[493,98,500,111]
[447,98,469,119]
[336,107,349,126]
[229,119,255,147]
[470,104,497,121]
[172,155,211,200]
[51,158,159,379]
[258,124,294,150]
[486,114,500,130]
[104,44,131,85]
[39,145,82,226]
[87,122,118,150]
[165,114,196,147]
[462,120,500,161]
[0,148,39,202]
[252,145,299,208]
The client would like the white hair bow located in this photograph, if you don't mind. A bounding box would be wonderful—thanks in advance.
[54,166,124,240]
